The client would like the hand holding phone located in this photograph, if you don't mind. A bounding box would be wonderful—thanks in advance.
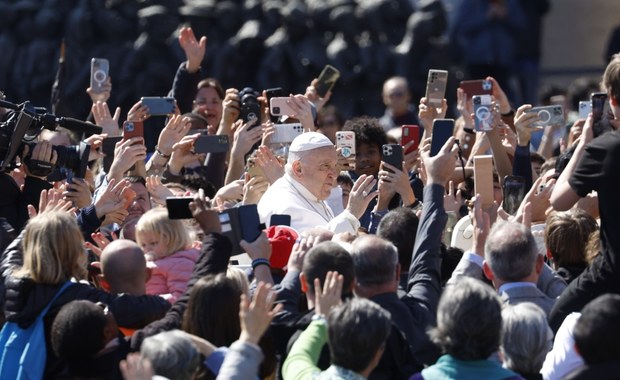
[122,120,144,142]
[140,97,176,116]
[382,144,403,173]
[425,69,448,107]
[90,58,109,93]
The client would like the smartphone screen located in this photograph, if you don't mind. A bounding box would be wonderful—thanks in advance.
[382,144,403,173]
[140,97,176,116]
[425,69,448,107]
[102,136,122,172]
[90,58,109,93]
[401,125,420,154]
[502,175,525,215]
[166,197,193,219]
[591,92,612,137]
[315,65,340,98]
[431,119,455,156]
[270,214,291,227]
[238,204,262,243]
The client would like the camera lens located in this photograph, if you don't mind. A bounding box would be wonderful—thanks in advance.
[273,107,280,114]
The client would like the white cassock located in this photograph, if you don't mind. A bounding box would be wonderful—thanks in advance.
[258,174,360,234]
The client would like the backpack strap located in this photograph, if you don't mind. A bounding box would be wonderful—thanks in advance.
[36,281,73,319]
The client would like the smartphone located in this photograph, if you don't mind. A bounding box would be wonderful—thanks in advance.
[315,65,340,98]
[265,87,284,122]
[122,120,144,141]
[578,100,591,119]
[459,79,493,99]
[382,144,403,173]
[166,197,193,219]
[140,97,176,116]
[591,92,612,137]
[401,125,420,154]
[270,214,291,227]
[219,204,263,255]
[430,119,455,156]
[336,130,356,158]
[425,69,448,107]
[502,175,525,215]
[270,97,295,117]
[473,155,494,210]
[194,135,229,154]
[90,58,109,93]
[526,105,564,127]
[472,95,493,132]
[271,123,304,144]
[102,136,122,172]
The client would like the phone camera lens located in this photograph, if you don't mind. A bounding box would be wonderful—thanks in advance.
[273,107,280,114]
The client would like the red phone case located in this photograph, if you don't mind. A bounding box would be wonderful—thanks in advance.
[122,120,144,142]
[401,125,420,154]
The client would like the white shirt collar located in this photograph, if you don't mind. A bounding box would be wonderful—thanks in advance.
[498,282,537,295]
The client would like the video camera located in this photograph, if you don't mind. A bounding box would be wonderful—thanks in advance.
[0,95,102,178]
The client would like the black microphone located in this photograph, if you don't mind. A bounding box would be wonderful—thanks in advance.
[57,117,102,135]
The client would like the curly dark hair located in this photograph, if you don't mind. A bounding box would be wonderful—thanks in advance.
[343,116,387,149]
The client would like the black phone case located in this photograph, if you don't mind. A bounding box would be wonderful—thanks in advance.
[102,137,122,173]
[382,144,403,172]
[166,197,193,219]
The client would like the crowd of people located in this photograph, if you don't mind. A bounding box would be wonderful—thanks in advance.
[1,3,620,379]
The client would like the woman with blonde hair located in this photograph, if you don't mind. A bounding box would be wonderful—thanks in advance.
[1,210,171,378]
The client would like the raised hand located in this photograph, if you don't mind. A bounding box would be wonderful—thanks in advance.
[189,188,221,234]
[179,27,207,74]
[346,174,378,219]
[254,145,284,184]
[108,138,147,182]
[168,133,205,175]
[145,175,174,206]
[28,188,74,218]
[63,178,93,209]
[314,271,344,317]
[157,115,192,158]
[92,101,121,136]
[239,282,282,345]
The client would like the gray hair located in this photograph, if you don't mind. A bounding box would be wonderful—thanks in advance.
[327,298,392,373]
[484,221,538,282]
[285,149,310,176]
[351,235,399,287]
[429,277,502,360]
[501,303,553,374]
[140,330,200,380]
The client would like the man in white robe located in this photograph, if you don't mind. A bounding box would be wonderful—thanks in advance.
[258,132,376,234]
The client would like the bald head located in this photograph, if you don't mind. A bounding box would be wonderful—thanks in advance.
[351,235,399,288]
[382,76,411,115]
[101,239,147,295]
